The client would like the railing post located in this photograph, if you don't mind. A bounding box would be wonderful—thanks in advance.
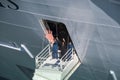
[48,44,51,56]
[60,59,63,71]
[72,48,74,59]
[35,44,50,68]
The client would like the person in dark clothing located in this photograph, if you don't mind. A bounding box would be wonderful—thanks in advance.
[60,38,67,58]
[67,42,73,50]
[45,30,59,59]
[67,42,73,60]
[56,37,62,59]
[56,37,62,49]
[52,39,59,59]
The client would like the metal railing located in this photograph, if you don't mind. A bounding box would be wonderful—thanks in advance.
[60,48,74,70]
[35,43,74,71]
[35,44,50,68]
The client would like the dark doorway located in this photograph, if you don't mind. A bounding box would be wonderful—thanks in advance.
[41,19,75,58]
[42,19,72,46]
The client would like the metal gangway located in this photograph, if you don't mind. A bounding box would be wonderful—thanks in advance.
[33,44,80,80]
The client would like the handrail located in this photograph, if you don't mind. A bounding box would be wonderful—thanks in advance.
[37,51,49,63]
[38,48,48,58]
[60,48,74,70]
[37,52,49,68]
[35,44,50,68]
[35,43,74,70]
[61,48,73,61]
[36,44,49,58]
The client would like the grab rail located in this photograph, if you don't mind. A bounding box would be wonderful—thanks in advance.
[60,48,74,70]
[35,43,74,71]
[35,44,50,68]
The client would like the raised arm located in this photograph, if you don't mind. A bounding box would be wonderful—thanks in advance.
[45,30,55,44]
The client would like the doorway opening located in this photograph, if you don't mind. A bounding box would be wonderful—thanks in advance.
[42,19,72,50]
[32,19,81,80]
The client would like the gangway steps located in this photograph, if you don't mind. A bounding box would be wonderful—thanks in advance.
[33,54,80,80]
[33,44,80,80]
[64,61,81,80]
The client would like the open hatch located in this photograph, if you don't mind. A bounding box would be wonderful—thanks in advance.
[33,19,81,80]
